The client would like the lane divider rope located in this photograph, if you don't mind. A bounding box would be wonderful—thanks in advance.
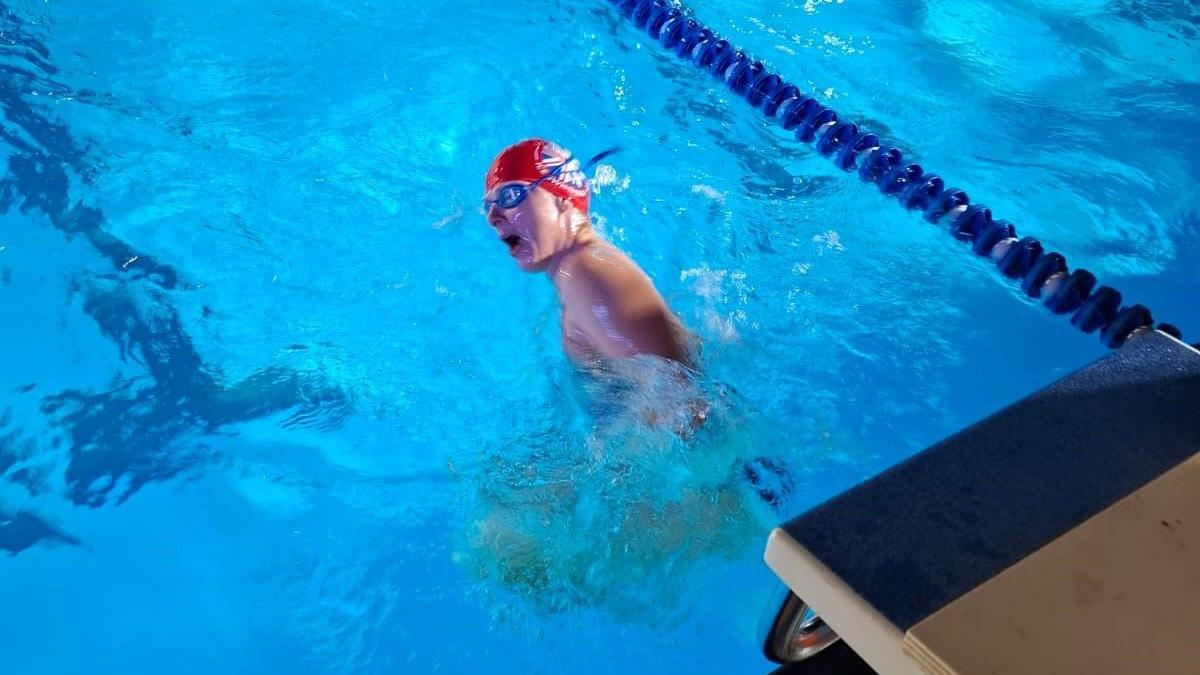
[606,0,1186,349]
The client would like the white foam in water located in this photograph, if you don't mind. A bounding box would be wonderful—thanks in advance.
[690,183,726,204]
[680,265,728,299]
[590,164,629,194]
[812,229,845,252]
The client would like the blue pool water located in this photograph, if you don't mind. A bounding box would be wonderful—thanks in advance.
[1,0,1197,672]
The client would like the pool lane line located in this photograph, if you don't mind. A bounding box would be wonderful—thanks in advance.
[604,0,1188,350]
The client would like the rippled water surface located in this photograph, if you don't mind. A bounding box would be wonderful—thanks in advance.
[2,0,1197,672]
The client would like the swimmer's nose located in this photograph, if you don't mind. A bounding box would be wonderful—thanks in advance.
[486,202,506,227]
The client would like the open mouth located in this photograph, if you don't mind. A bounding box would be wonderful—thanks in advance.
[501,234,521,251]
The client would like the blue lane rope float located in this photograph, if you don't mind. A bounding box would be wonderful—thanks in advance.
[605,0,1186,349]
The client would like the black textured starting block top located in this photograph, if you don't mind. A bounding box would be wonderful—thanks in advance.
[782,330,1200,630]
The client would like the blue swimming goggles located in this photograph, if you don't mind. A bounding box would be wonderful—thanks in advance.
[482,146,621,211]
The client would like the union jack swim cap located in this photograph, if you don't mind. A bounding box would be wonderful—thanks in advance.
[485,138,590,214]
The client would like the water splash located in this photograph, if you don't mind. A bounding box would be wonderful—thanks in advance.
[459,355,780,619]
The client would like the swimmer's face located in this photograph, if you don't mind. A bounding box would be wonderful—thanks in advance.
[484,182,574,272]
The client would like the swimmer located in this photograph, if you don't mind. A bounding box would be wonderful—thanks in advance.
[469,140,791,603]
[475,138,787,509]
[483,139,695,369]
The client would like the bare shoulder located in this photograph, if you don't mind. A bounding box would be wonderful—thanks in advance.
[559,241,692,364]
[564,242,659,307]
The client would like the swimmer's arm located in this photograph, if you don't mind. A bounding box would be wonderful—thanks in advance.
[566,272,690,365]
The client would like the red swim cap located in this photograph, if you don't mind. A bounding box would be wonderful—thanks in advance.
[485,138,590,214]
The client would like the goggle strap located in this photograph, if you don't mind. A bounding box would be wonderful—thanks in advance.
[484,146,622,209]
[581,146,621,172]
